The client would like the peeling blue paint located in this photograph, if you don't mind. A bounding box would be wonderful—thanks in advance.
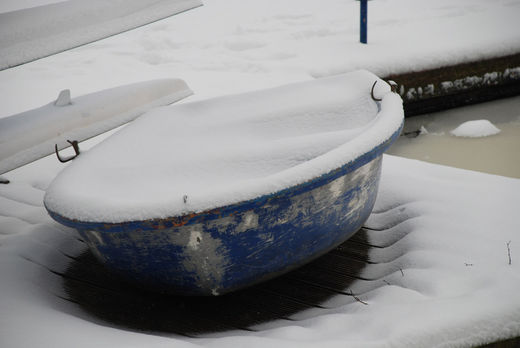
[47,124,403,296]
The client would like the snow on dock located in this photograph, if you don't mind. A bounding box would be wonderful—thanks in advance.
[386,54,520,116]
[2,0,520,119]
[0,0,202,70]
[1,155,519,347]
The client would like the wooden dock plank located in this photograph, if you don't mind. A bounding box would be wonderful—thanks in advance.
[58,216,409,336]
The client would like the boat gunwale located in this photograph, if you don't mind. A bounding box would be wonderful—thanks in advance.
[45,121,403,231]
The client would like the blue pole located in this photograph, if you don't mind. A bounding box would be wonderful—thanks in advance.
[360,0,367,44]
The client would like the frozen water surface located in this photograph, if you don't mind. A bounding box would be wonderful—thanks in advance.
[1,154,519,348]
[388,96,520,178]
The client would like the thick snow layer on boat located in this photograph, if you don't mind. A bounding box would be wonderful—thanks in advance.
[2,155,520,348]
[0,0,202,70]
[450,119,501,138]
[0,79,193,175]
[44,71,403,222]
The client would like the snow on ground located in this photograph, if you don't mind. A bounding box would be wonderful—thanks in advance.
[0,0,65,14]
[0,0,202,70]
[1,0,520,117]
[1,0,520,347]
[1,155,519,348]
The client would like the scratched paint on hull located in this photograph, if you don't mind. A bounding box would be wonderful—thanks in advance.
[83,157,379,295]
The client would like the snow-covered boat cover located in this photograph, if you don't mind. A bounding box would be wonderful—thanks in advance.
[44,70,404,223]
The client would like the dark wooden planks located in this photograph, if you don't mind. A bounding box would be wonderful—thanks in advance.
[57,228,403,336]
[385,53,520,117]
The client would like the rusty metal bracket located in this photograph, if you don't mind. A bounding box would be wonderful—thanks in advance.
[370,80,382,101]
[371,80,399,102]
[387,80,398,93]
[55,140,80,163]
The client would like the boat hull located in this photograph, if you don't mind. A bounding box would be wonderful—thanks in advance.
[48,125,400,296]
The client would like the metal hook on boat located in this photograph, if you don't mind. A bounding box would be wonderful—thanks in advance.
[370,80,382,101]
[55,140,80,163]
[387,80,398,93]
[371,80,399,101]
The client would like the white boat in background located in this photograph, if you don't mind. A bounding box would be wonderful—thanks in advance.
[0,78,193,175]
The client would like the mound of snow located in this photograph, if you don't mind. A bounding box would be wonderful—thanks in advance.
[450,119,501,138]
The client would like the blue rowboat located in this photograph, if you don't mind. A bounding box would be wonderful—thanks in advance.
[44,71,403,296]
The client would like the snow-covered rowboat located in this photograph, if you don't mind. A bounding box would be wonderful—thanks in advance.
[44,70,404,296]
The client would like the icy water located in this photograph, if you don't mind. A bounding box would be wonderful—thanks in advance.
[388,96,520,179]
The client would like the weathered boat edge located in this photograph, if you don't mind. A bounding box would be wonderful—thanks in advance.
[47,123,403,231]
